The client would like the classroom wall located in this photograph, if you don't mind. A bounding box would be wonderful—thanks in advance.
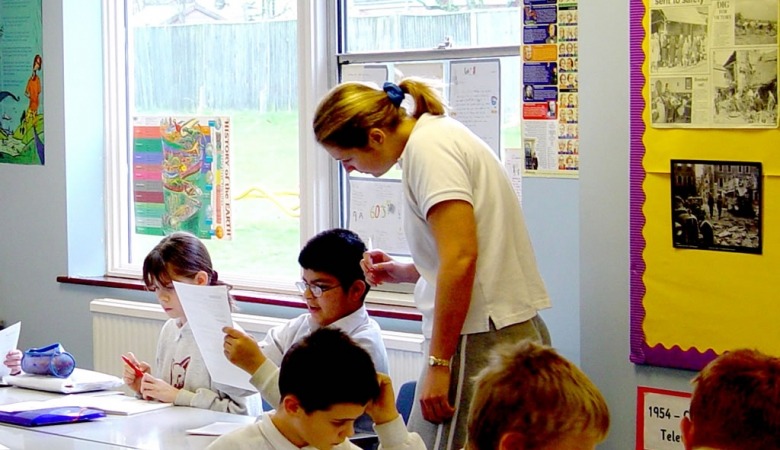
[579,1,697,449]
[0,0,583,367]
[0,5,674,450]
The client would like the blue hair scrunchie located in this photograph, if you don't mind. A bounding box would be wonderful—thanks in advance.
[383,82,404,107]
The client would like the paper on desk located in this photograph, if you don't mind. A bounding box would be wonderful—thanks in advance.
[173,282,256,392]
[0,401,50,413]
[0,322,21,378]
[0,392,171,416]
[50,392,173,415]
[186,421,248,436]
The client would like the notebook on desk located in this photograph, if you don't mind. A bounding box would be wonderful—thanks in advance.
[56,393,173,415]
[4,368,123,394]
[0,393,172,416]
[0,406,106,427]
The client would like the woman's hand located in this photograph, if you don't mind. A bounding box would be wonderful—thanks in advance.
[223,326,266,375]
[419,366,455,424]
[361,249,419,286]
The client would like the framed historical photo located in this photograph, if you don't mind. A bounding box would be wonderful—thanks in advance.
[671,160,762,254]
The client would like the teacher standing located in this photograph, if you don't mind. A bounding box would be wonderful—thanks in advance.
[313,77,552,450]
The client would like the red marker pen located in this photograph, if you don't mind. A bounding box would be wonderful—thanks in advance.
[121,355,145,379]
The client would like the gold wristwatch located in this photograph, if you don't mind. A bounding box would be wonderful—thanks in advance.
[428,355,451,367]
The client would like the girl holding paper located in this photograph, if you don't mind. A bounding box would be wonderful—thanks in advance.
[122,232,260,415]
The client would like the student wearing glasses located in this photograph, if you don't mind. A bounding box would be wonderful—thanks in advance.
[222,228,389,430]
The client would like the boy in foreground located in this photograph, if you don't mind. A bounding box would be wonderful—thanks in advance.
[681,348,780,450]
[466,340,610,450]
[208,328,424,450]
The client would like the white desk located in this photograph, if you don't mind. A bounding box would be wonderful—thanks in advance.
[0,387,255,449]
[0,425,125,449]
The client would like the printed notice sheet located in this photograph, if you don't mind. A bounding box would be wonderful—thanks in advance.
[0,323,21,378]
[173,282,256,392]
[649,0,778,128]
[347,178,409,256]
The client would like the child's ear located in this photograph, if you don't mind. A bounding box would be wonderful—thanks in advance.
[282,395,303,416]
[347,280,367,304]
[680,416,693,450]
[194,271,209,286]
[498,432,523,450]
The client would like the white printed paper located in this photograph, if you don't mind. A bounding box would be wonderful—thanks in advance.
[173,282,256,392]
[0,322,21,378]
[186,421,248,436]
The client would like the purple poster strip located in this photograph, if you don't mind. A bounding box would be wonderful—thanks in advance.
[629,0,719,371]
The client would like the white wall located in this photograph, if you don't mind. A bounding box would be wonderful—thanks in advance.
[579,1,696,449]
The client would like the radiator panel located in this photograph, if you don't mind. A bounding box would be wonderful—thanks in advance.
[91,298,425,396]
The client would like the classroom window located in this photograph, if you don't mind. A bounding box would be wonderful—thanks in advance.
[104,0,520,304]
[336,0,522,248]
[104,0,337,295]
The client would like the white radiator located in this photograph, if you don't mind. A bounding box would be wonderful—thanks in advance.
[90,298,425,396]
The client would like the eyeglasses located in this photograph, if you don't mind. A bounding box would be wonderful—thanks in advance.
[295,281,341,298]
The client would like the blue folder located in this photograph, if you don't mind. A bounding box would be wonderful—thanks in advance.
[0,406,106,427]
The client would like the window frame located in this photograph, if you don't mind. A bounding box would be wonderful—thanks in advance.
[102,0,521,308]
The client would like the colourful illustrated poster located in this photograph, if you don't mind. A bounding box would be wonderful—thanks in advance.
[132,116,232,240]
[0,0,44,165]
[522,0,579,177]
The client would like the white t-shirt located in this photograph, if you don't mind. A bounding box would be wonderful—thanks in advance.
[251,306,390,411]
[399,113,552,338]
[258,306,389,374]
[207,412,425,450]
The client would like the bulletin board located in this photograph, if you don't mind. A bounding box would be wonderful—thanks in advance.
[629,0,780,371]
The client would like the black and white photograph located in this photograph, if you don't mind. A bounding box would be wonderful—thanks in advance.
[712,48,778,126]
[735,0,778,46]
[649,7,709,74]
[651,77,693,125]
[671,160,762,254]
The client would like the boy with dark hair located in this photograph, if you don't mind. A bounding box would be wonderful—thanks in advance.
[223,229,388,414]
[209,328,424,450]
[681,348,780,450]
[466,340,609,450]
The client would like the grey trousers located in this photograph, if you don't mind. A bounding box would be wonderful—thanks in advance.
[407,315,551,450]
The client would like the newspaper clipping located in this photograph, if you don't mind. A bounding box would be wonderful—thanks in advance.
[650,0,778,128]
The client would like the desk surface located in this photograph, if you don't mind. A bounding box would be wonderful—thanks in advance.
[0,387,255,449]
[0,425,124,449]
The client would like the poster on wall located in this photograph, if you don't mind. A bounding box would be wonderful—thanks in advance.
[132,116,232,240]
[346,177,409,256]
[671,160,761,254]
[522,0,579,177]
[0,0,44,165]
[636,386,691,450]
[450,59,501,155]
[649,0,778,128]
[341,64,389,87]
[630,0,780,372]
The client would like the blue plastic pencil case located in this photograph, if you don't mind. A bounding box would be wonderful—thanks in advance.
[0,406,105,427]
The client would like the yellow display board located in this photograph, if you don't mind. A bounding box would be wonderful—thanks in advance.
[630,0,780,370]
